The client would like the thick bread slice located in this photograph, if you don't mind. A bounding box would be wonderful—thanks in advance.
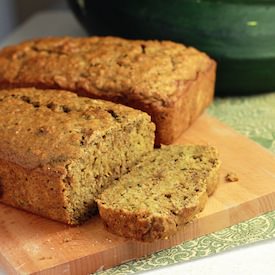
[96,145,221,241]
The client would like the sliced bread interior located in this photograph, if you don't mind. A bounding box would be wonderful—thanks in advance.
[96,145,221,241]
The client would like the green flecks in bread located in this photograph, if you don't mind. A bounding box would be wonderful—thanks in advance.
[96,145,221,241]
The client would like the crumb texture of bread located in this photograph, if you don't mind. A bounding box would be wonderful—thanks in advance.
[0,88,155,224]
[96,145,221,241]
[0,36,216,144]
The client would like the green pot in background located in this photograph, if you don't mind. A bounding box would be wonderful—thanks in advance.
[67,0,275,96]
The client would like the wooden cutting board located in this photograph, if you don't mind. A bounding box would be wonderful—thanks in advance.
[1,114,275,275]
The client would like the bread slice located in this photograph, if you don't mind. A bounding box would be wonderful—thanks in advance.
[0,36,216,144]
[0,88,155,224]
[96,145,221,241]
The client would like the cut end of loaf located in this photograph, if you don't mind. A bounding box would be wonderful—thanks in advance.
[63,116,155,225]
[96,145,221,241]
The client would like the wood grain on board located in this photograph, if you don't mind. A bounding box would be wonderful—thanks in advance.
[1,113,275,275]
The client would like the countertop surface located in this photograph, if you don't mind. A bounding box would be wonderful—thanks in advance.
[1,10,275,275]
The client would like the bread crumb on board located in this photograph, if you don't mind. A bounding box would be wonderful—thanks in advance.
[62,237,73,243]
[38,256,53,261]
[225,172,239,182]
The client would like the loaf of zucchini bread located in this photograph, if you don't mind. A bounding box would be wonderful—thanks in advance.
[96,145,221,241]
[0,36,216,144]
[0,88,155,224]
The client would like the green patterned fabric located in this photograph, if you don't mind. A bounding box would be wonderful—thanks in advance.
[209,93,275,154]
[98,92,275,275]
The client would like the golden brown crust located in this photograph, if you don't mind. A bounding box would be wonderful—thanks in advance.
[154,62,216,144]
[0,36,216,144]
[0,88,155,224]
[206,164,221,196]
[98,191,208,241]
[0,158,73,223]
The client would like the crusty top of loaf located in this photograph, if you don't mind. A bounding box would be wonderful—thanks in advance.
[0,88,152,170]
[0,36,214,104]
